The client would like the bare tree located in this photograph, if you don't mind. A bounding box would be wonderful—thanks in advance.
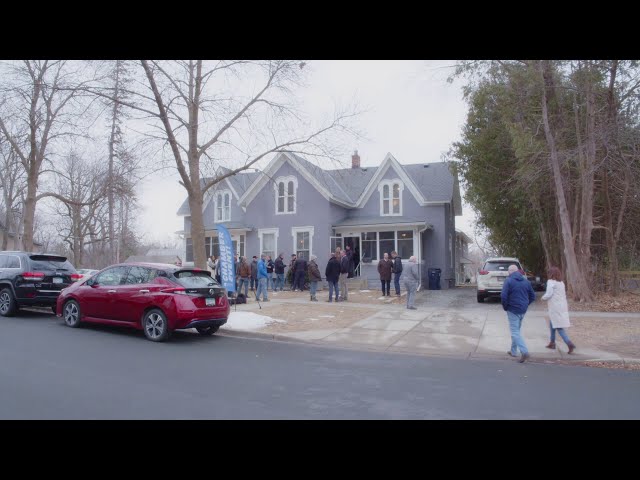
[82,60,360,268]
[0,60,91,252]
[0,136,26,249]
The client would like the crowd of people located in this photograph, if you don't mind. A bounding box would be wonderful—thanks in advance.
[204,246,419,309]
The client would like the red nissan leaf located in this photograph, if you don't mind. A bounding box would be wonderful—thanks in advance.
[56,263,229,342]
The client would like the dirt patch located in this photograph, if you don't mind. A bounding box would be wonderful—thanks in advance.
[582,361,640,371]
[568,291,640,313]
[255,302,378,333]
[567,316,640,358]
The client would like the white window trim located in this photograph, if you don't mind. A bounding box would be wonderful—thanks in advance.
[378,179,403,216]
[214,189,232,222]
[274,176,298,215]
[291,226,314,258]
[258,228,279,257]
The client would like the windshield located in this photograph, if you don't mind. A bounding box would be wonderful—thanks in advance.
[173,270,219,288]
[484,261,521,272]
[29,255,76,272]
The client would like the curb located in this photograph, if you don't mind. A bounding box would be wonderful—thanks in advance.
[218,327,311,345]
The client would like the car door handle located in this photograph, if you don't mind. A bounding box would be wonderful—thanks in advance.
[139,289,150,293]
[108,290,117,293]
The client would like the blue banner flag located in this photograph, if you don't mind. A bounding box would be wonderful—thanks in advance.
[216,224,236,293]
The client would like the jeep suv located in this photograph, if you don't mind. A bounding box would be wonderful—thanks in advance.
[0,252,80,316]
[477,257,523,303]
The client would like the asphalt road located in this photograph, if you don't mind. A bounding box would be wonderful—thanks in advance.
[2,309,639,419]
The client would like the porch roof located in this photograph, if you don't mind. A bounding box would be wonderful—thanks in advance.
[332,216,432,229]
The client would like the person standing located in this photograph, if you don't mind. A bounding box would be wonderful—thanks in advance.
[308,255,322,301]
[250,256,258,291]
[214,256,221,284]
[338,250,349,301]
[391,250,403,296]
[294,255,308,292]
[288,254,297,291]
[501,264,536,363]
[274,253,286,291]
[346,245,354,278]
[325,252,341,302]
[542,266,576,353]
[207,256,215,275]
[377,252,393,296]
[403,256,419,309]
[237,256,251,297]
[256,254,269,301]
[266,255,275,291]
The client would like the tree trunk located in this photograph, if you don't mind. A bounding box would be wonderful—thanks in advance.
[538,60,593,302]
[107,61,122,264]
[21,168,38,252]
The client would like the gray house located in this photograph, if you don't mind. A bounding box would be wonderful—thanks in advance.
[177,151,462,289]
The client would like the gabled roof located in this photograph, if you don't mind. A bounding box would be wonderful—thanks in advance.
[176,152,462,214]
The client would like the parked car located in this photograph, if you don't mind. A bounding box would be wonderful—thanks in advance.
[76,268,99,278]
[476,257,523,303]
[0,252,81,316]
[56,262,230,342]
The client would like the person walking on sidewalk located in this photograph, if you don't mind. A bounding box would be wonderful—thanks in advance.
[325,252,341,302]
[256,254,269,302]
[391,250,403,296]
[377,252,393,296]
[542,266,576,354]
[403,256,419,309]
[338,250,349,301]
[308,255,322,301]
[501,264,536,363]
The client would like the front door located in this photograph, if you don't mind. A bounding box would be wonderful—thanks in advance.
[81,266,129,319]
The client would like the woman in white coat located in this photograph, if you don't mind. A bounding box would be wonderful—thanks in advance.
[541,266,576,353]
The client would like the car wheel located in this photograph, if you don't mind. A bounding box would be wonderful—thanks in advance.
[63,300,82,328]
[0,288,18,317]
[143,309,170,342]
[196,325,219,336]
[477,294,485,303]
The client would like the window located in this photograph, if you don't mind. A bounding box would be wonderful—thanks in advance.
[379,179,403,216]
[292,226,313,260]
[361,232,377,261]
[238,234,245,258]
[95,266,128,286]
[0,255,20,268]
[379,231,395,258]
[259,229,278,259]
[274,176,297,214]
[125,266,156,284]
[215,190,231,222]
[397,230,414,258]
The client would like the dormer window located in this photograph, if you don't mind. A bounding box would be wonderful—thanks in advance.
[215,190,231,222]
[274,176,297,214]
[379,179,403,216]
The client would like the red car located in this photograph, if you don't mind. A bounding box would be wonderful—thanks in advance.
[56,263,230,342]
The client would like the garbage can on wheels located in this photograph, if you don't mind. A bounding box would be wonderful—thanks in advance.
[427,268,442,290]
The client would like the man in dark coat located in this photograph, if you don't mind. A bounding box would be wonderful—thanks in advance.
[274,253,286,291]
[501,264,536,363]
[377,252,393,296]
[346,245,355,278]
[288,254,297,290]
[294,255,308,291]
[325,252,341,302]
[250,256,258,291]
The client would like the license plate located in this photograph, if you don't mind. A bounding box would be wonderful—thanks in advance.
[498,277,505,283]
[52,277,63,284]
[206,298,216,306]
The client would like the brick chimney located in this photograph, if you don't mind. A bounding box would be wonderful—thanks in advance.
[351,150,361,169]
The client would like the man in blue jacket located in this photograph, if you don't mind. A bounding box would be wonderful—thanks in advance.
[256,254,269,302]
[501,264,536,363]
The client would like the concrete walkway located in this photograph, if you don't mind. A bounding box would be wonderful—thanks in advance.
[219,291,640,366]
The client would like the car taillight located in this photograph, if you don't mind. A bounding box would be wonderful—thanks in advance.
[479,270,489,275]
[23,272,45,281]
[70,274,83,282]
[161,287,187,295]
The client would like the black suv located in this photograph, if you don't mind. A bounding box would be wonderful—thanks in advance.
[0,252,79,316]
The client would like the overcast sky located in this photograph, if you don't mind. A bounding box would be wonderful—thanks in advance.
[137,60,475,246]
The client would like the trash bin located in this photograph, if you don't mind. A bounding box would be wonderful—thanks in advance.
[428,268,442,290]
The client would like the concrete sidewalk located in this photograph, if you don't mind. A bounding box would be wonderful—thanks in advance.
[218,291,640,366]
